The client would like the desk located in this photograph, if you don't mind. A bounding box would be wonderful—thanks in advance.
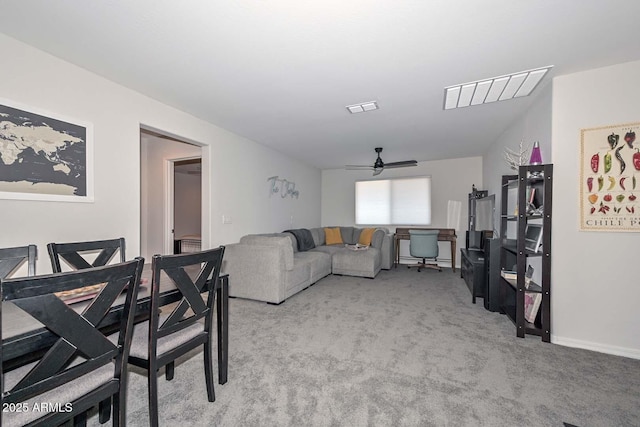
[394,228,457,272]
[2,265,229,384]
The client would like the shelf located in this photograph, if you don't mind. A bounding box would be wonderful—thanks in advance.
[499,165,552,343]
[501,242,544,257]
[501,215,518,220]
[501,213,544,220]
[502,304,542,335]
[499,276,542,293]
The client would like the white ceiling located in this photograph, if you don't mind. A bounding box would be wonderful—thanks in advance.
[2,1,640,170]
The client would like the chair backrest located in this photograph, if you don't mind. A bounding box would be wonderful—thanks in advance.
[409,230,439,258]
[0,258,144,425]
[47,237,126,273]
[0,245,37,279]
[149,247,225,345]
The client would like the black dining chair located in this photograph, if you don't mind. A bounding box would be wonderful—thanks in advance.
[0,257,144,427]
[0,244,37,279]
[47,237,126,273]
[127,246,225,427]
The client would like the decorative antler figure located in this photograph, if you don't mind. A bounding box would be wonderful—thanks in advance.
[504,140,531,170]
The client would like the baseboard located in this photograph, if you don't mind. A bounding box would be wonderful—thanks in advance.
[552,335,640,360]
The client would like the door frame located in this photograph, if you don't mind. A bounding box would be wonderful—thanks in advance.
[140,125,210,260]
[165,156,202,254]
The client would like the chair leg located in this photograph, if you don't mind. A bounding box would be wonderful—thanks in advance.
[73,412,87,427]
[165,361,175,381]
[99,398,111,423]
[148,365,160,427]
[204,342,216,402]
[113,392,121,427]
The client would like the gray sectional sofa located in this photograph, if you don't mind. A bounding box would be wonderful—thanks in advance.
[222,227,394,304]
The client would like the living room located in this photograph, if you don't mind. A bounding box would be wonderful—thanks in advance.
[1,2,639,425]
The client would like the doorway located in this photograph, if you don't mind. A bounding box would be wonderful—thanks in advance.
[140,129,202,260]
[173,158,202,253]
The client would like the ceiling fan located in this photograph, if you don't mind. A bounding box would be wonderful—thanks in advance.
[345,147,418,176]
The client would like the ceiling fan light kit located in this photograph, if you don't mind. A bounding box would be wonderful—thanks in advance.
[443,65,553,110]
[345,147,417,176]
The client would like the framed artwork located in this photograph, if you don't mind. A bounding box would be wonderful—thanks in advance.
[0,99,93,202]
[580,121,639,231]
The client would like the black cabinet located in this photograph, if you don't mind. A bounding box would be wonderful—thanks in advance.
[460,248,485,304]
[499,164,553,342]
[484,237,501,312]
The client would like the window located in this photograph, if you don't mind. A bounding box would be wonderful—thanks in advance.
[355,176,431,225]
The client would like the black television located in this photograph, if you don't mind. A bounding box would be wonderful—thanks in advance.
[467,230,493,251]
[467,230,485,250]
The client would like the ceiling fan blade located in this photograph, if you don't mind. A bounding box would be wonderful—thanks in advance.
[383,160,418,168]
[345,165,374,170]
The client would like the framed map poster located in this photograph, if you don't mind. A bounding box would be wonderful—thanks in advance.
[580,121,639,231]
[0,99,93,202]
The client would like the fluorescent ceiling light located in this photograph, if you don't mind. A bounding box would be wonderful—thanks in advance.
[443,66,552,110]
[346,101,379,114]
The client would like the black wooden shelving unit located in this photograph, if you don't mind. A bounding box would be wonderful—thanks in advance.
[499,164,553,342]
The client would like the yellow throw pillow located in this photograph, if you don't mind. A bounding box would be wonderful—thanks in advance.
[324,227,343,245]
[358,228,375,246]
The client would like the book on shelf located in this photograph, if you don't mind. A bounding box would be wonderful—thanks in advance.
[501,270,517,280]
[524,291,542,323]
[525,265,535,289]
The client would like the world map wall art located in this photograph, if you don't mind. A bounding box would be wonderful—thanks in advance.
[580,121,640,232]
[0,99,93,202]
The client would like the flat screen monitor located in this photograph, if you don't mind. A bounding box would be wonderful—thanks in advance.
[467,230,484,250]
[524,224,543,253]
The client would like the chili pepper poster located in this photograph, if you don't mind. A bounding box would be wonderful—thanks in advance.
[580,121,640,231]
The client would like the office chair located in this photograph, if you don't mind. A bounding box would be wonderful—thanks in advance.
[408,230,442,272]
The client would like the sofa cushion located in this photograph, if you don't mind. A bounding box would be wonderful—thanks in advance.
[358,228,376,245]
[294,251,332,284]
[324,227,343,245]
[332,247,381,278]
[309,244,344,257]
[339,227,357,244]
[310,228,325,246]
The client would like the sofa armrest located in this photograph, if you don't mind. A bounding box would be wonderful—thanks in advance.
[238,235,294,270]
[222,242,288,302]
[379,233,394,270]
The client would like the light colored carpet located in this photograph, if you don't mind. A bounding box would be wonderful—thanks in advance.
[89,268,640,426]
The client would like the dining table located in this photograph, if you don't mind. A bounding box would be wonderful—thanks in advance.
[1,264,229,384]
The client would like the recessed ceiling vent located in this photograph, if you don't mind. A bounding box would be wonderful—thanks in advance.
[346,101,379,114]
[443,66,553,110]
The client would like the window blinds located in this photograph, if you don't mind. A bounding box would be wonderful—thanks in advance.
[355,176,431,225]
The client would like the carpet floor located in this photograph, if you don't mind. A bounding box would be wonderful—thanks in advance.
[88,268,640,426]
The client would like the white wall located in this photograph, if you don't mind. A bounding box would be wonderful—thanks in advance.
[0,34,321,274]
[551,60,640,358]
[483,83,553,230]
[484,61,640,358]
[321,157,483,267]
[174,172,202,239]
[483,84,552,286]
[140,135,201,260]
